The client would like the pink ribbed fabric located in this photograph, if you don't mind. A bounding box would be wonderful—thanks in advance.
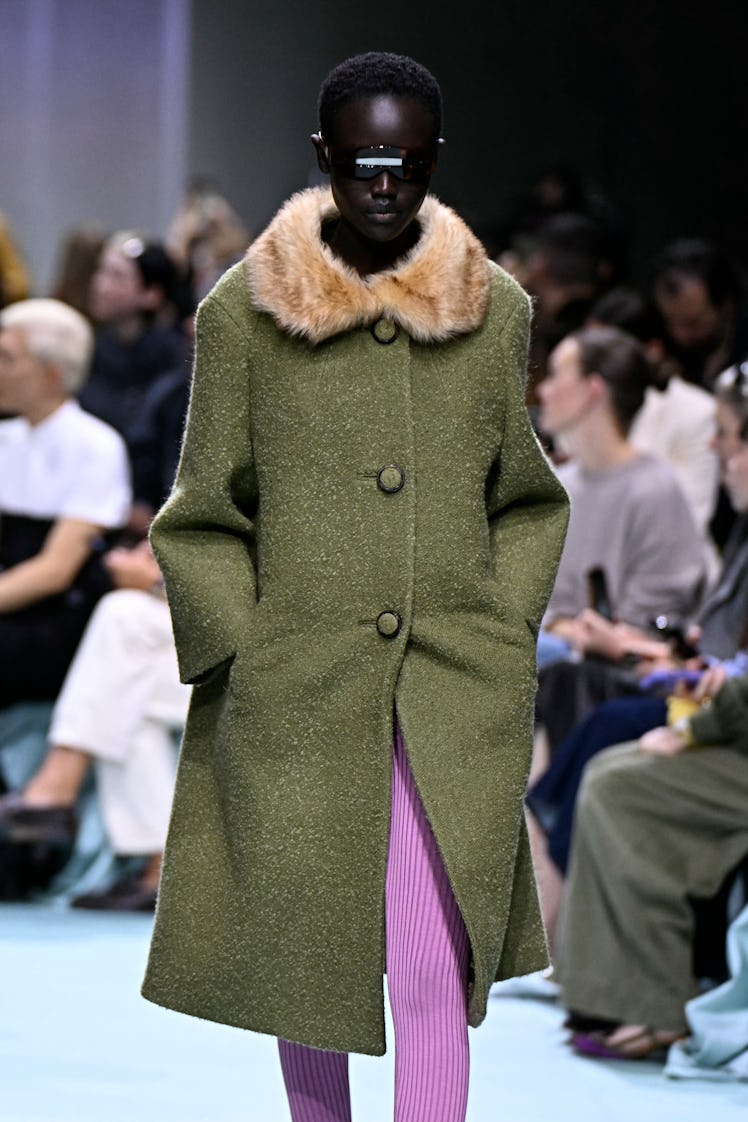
[278,722,470,1122]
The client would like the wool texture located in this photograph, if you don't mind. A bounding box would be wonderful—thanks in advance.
[143,186,570,1054]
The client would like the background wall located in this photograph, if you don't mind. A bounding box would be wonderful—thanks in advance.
[2,0,746,291]
[1,0,190,291]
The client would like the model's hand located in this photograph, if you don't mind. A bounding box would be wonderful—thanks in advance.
[638,726,688,756]
[103,541,161,591]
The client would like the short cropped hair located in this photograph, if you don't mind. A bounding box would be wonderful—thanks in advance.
[573,324,653,436]
[0,297,94,395]
[318,52,442,140]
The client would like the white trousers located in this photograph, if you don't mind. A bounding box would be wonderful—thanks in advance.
[49,589,190,855]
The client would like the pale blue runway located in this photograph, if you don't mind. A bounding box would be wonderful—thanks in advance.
[2,904,746,1121]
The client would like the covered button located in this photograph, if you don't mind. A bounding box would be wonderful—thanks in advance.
[377,464,405,493]
[376,611,402,638]
[371,318,399,344]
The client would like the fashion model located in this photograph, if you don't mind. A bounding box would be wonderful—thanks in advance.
[142,52,569,1122]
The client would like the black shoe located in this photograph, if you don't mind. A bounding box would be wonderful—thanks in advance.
[0,793,78,846]
[71,873,158,912]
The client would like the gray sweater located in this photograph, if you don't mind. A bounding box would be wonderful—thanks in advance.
[545,452,708,630]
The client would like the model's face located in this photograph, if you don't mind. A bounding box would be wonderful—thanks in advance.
[538,336,595,435]
[0,326,48,415]
[316,95,439,246]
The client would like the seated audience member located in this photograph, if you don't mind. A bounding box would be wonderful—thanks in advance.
[528,360,748,880]
[0,209,30,308]
[554,667,748,1061]
[49,224,107,319]
[536,360,748,753]
[588,287,719,535]
[649,239,748,391]
[80,233,189,457]
[519,213,614,401]
[0,299,130,710]
[535,324,708,673]
[167,177,250,301]
[0,541,190,911]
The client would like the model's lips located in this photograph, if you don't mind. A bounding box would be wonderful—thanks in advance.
[366,209,400,220]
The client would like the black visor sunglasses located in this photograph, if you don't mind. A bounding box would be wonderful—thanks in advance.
[329,145,436,184]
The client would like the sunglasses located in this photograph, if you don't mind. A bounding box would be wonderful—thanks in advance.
[328,145,436,184]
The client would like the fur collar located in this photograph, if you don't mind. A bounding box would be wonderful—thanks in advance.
[245,186,491,345]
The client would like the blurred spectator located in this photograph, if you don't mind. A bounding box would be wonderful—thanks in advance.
[167,177,249,301]
[650,239,748,390]
[555,668,748,1060]
[80,232,192,487]
[0,210,31,308]
[0,541,189,911]
[49,224,107,319]
[588,287,719,535]
[0,299,130,709]
[518,214,614,400]
[536,325,708,670]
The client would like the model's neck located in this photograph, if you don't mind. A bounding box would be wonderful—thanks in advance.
[323,219,420,276]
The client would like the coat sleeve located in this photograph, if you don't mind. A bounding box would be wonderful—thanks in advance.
[485,293,570,643]
[688,671,748,754]
[149,293,259,685]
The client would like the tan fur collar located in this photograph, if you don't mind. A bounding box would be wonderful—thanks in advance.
[245,186,491,345]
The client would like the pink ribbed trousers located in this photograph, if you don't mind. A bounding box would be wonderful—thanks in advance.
[278,722,470,1122]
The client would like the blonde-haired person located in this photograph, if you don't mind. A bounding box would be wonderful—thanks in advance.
[0,298,130,710]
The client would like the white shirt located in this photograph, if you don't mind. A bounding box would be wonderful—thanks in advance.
[629,376,718,534]
[0,399,131,527]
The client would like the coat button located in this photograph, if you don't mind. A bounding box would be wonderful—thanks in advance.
[376,611,402,638]
[377,464,405,493]
[371,318,399,344]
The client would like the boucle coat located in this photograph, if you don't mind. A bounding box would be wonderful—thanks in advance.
[142,186,569,1055]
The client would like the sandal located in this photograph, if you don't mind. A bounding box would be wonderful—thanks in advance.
[571,1024,683,1061]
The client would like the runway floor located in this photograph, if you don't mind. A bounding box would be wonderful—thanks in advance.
[2,903,746,1121]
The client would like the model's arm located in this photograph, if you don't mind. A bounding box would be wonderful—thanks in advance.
[485,293,570,644]
[0,518,103,612]
[150,294,259,685]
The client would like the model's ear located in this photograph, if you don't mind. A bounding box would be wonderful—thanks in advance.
[311,133,330,174]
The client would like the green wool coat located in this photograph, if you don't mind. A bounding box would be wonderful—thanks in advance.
[142,187,569,1055]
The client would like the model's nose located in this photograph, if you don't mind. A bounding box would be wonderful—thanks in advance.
[371,171,397,195]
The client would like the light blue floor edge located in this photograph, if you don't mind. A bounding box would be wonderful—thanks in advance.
[2,903,746,1121]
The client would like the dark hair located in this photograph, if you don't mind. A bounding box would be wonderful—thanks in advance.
[714,360,748,440]
[534,213,608,288]
[649,238,742,311]
[588,287,660,344]
[573,324,653,435]
[109,233,195,322]
[318,52,442,141]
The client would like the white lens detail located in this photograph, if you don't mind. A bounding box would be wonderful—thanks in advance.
[355,156,404,167]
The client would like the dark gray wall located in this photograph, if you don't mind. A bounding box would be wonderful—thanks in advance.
[189,0,748,278]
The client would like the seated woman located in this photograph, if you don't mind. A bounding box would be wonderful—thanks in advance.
[527,362,748,942]
[554,666,748,1060]
[0,541,190,910]
[535,324,708,674]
